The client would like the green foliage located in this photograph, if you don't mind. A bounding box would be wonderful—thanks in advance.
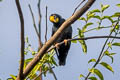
[107,42,112,49]
[78,28,87,53]
[112,42,120,47]
[88,77,98,80]
[88,59,96,63]
[116,4,120,7]
[76,3,120,80]
[104,50,116,63]
[100,62,114,73]
[8,75,16,80]
[101,4,110,12]
[89,68,104,80]
[9,37,57,79]
[79,74,85,80]
[82,22,93,32]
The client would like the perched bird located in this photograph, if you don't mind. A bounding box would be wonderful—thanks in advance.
[49,14,72,66]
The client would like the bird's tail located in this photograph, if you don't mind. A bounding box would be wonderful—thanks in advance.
[59,60,66,66]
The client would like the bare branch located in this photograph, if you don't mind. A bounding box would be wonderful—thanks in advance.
[47,35,120,53]
[15,0,25,79]
[22,0,96,78]
[38,0,43,49]
[45,6,48,43]
[72,0,86,15]
[28,4,40,41]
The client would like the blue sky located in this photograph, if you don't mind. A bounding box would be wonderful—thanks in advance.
[0,0,120,80]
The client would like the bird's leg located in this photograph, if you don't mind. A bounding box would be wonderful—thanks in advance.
[54,43,60,59]
[64,39,68,46]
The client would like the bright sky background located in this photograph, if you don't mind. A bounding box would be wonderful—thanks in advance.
[0,0,120,80]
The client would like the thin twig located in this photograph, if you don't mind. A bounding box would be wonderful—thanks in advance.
[45,6,48,43]
[38,0,43,80]
[72,0,86,15]
[38,0,43,49]
[47,35,120,53]
[15,0,25,80]
[85,16,120,80]
[28,4,40,40]
[33,66,55,80]
[48,63,57,80]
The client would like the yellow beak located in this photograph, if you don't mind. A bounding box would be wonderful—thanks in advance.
[50,16,54,22]
[50,16,59,23]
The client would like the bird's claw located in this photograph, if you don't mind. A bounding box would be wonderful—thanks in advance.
[64,39,68,46]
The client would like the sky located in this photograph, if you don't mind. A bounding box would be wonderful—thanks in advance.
[0,0,120,80]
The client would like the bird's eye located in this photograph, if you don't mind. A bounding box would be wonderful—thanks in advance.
[54,16,57,19]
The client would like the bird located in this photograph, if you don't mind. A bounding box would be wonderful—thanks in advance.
[49,14,72,66]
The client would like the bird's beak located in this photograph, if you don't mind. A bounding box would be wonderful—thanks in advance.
[50,16,59,23]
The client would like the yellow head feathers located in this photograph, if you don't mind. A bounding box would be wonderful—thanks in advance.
[50,14,59,23]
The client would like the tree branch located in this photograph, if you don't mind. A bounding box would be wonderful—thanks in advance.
[22,0,96,78]
[28,4,40,42]
[45,6,48,43]
[38,0,43,49]
[47,35,120,53]
[15,0,25,80]
[72,0,86,15]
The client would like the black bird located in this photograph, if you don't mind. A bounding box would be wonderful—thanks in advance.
[49,14,72,66]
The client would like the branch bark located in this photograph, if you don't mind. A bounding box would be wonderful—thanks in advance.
[15,0,25,80]
[47,35,120,53]
[38,0,43,49]
[22,0,96,78]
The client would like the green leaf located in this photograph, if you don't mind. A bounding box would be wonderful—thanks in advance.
[90,9,101,13]
[32,51,37,55]
[101,4,110,12]
[79,74,84,78]
[78,17,86,21]
[104,50,115,63]
[100,62,114,73]
[28,64,41,79]
[88,77,98,80]
[109,55,114,63]
[82,22,93,32]
[71,40,77,43]
[93,15,101,20]
[116,4,120,7]
[104,50,109,55]
[78,29,87,53]
[88,59,96,63]
[110,53,116,55]
[112,42,120,46]
[25,58,33,63]
[10,75,16,80]
[87,13,95,20]
[107,42,112,49]
[25,36,29,43]
[112,12,120,17]
[102,16,113,23]
[89,68,104,80]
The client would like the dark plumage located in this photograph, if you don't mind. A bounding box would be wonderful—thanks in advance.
[49,14,72,66]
